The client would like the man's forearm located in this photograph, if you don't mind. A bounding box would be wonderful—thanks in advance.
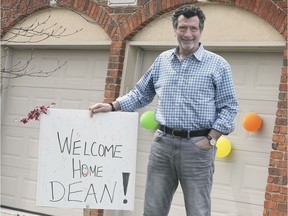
[208,129,222,141]
[111,101,121,111]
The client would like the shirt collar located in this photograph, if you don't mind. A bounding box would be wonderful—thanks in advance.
[171,43,205,62]
[193,43,205,61]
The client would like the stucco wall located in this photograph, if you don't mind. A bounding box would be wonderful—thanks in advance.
[132,3,284,44]
[2,8,111,44]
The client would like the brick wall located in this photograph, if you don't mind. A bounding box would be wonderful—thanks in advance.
[263,48,288,216]
[1,0,287,216]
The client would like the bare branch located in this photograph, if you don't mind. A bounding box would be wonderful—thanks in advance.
[1,54,67,79]
[2,14,83,43]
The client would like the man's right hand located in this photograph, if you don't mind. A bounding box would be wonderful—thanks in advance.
[89,103,113,117]
[89,101,120,117]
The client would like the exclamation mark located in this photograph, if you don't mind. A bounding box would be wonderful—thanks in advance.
[122,172,130,204]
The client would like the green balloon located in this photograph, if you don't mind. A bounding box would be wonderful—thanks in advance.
[140,111,158,129]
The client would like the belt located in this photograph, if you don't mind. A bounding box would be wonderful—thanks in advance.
[158,125,210,138]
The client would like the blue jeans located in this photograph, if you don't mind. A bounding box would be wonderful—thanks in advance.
[143,129,216,216]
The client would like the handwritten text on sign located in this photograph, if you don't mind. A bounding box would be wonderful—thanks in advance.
[36,109,138,210]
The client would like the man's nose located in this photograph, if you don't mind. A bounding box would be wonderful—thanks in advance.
[184,28,193,36]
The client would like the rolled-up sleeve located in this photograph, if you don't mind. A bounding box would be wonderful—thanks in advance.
[117,64,157,112]
[212,62,239,135]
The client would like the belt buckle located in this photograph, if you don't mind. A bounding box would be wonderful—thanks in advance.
[171,129,183,137]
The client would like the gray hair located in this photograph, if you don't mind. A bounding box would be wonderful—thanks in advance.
[172,5,206,31]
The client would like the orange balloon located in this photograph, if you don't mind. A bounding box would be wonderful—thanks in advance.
[242,112,263,132]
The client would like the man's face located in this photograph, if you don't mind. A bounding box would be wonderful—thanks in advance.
[174,15,202,54]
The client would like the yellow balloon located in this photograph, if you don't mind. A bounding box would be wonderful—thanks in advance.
[216,136,232,158]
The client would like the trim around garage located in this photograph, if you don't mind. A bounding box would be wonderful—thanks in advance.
[127,41,286,52]
[1,41,111,50]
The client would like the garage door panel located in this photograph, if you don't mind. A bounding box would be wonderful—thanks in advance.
[136,139,152,153]
[10,49,108,90]
[212,198,263,216]
[241,165,268,192]
[125,49,281,216]
[2,128,24,159]
[1,165,83,215]
[224,52,282,101]
[136,152,149,175]
[3,86,104,127]
[2,126,40,170]
[213,151,269,206]
[1,167,20,204]
[171,191,185,206]
[169,205,186,215]
[2,48,108,215]
[213,161,234,186]
[232,99,277,154]
[135,173,147,188]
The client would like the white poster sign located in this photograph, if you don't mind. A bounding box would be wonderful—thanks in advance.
[36,109,138,210]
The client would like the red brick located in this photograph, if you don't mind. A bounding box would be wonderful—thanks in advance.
[274,11,286,31]
[248,0,257,12]
[270,158,276,166]
[271,9,281,27]
[111,42,126,49]
[279,81,287,91]
[277,143,288,151]
[269,168,282,176]
[106,77,121,85]
[272,194,286,203]
[269,210,284,216]
[276,161,288,168]
[280,126,288,135]
[264,200,278,209]
[278,203,288,212]
[266,192,272,200]
[263,208,269,216]
[284,52,288,61]
[266,184,280,192]
[109,55,125,63]
[273,134,286,143]
[281,169,287,177]
[105,83,120,91]
[265,2,277,22]
[278,92,287,100]
[252,0,261,13]
[271,151,284,159]
[108,69,122,77]
[273,176,288,185]
[104,90,119,98]
[280,186,288,195]
[258,0,269,19]
[73,0,87,12]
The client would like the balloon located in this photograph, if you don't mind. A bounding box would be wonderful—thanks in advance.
[140,111,158,129]
[242,112,263,132]
[216,136,232,158]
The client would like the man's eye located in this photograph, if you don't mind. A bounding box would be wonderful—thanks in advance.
[191,27,199,31]
[178,27,186,31]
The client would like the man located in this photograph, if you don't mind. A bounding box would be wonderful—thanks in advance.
[89,4,239,216]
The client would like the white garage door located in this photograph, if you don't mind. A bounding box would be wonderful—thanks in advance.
[1,48,109,216]
[123,49,282,216]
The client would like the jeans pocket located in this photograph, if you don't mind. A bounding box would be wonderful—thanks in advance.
[192,136,211,151]
[153,129,165,141]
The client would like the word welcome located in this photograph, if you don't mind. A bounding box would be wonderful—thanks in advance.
[57,129,123,158]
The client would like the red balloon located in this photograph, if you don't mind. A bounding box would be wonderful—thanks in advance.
[242,112,263,132]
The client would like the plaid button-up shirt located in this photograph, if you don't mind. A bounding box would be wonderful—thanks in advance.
[117,44,239,135]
